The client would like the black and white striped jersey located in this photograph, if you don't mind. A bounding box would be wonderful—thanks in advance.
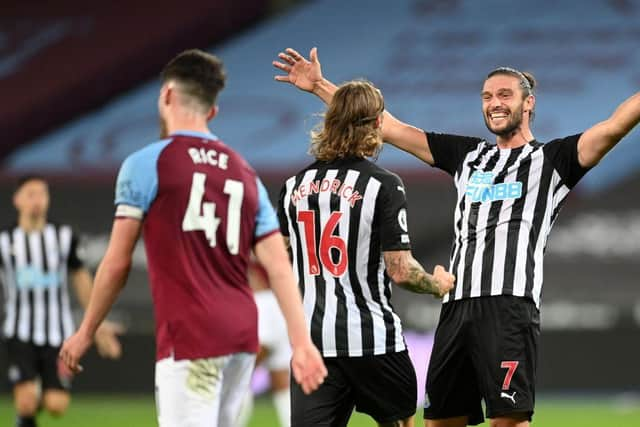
[278,157,411,357]
[427,132,591,308]
[0,223,83,347]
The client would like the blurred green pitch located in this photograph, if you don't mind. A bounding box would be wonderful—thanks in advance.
[0,395,638,426]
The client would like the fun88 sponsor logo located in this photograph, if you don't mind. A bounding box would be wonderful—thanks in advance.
[16,267,62,289]
[465,171,522,203]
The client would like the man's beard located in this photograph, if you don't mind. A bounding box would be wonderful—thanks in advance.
[159,116,168,139]
[484,104,524,137]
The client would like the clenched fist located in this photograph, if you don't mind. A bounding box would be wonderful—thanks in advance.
[432,265,455,298]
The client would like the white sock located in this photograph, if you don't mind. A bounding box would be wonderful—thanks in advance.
[273,388,290,427]
[235,392,253,427]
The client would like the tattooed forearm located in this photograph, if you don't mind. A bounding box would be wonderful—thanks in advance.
[398,258,440,295]
[384,251,440,296]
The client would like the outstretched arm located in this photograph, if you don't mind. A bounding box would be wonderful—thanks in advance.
[60,218,141,372]
[383,250,455,298]
[273,47,435,165]
[578,91,640,168]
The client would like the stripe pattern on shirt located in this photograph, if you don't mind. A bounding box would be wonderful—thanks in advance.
[0,224,77,346]
[443,141,573,308]
[282,164,406,357]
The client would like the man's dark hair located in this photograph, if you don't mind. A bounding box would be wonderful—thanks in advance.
[15,174,47,192]
[161,49,226,111]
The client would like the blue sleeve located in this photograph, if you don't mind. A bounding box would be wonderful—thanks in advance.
[254,177,280,241]
[114,140,171,212]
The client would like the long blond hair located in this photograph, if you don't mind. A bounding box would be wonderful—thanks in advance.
[310,80,384,161]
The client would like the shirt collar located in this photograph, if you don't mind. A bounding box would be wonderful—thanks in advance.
[170,130,218,140]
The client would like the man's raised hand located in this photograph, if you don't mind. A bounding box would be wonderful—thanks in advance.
[273,47,323,93]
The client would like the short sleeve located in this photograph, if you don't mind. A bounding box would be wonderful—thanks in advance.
[542,133,591,189]
[254,177,280,243]
[114,139,171,218]
[67,232,85,270]
[276,183,290,237]
[378,174,412,251]
[426,131,482,176]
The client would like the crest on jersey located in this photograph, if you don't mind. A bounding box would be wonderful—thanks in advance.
[398,208,408,232]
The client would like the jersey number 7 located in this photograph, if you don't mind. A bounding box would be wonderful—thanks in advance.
[182,172,243,254]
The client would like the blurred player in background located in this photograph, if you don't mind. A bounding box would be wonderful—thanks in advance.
[273,47,640,427]
[277,79,454,427]
[236,257,292,427]
[59,49,326,427]
[0,175,123,427]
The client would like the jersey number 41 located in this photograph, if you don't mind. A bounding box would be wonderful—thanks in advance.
[182,172,243,254]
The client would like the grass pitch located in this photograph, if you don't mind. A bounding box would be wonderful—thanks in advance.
[0,394,638,426]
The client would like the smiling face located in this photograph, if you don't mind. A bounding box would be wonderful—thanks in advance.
[481,74,533,137]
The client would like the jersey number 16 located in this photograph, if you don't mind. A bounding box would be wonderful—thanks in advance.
[297,210,347,277]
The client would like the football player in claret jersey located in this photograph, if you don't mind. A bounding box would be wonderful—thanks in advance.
[273,47,640,427]
[60,49,327,427]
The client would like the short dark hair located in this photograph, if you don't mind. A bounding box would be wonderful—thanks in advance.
[487,67,537,122]
[15,174,47,192]
[161,49,226,111]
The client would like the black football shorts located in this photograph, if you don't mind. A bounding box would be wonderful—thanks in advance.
[291,350,417,426]
[424,296,539,425]
[6,338,72,391]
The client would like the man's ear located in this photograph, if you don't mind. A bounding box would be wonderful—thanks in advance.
[525,95,535,113]
[206,105,219,121]
[374,114,383,129]
[163,86,173,106]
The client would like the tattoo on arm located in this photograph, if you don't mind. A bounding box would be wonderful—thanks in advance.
[402,258,439,294]
[385,251,439,295]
